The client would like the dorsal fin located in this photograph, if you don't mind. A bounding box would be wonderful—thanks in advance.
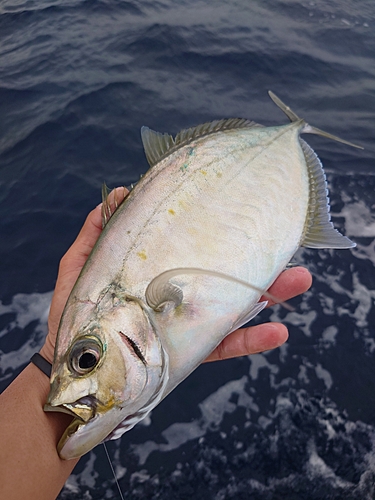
[141,118,263,167]
[101,184,127,228]
[101,183,111,228]
[140,129,175,169]
[300,139,355,249]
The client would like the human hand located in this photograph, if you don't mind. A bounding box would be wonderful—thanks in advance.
[205,266,311,361]
[40,189,312,364]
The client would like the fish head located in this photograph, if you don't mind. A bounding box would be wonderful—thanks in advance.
[45,294,168,460]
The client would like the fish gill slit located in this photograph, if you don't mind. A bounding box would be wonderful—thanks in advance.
[119,331,147,365]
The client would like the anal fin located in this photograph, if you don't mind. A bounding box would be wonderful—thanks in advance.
[228,301,268,334]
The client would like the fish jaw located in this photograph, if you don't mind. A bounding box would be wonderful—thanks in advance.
[44,358,128,459]
[45,364,169,460]
[56,406,125,460]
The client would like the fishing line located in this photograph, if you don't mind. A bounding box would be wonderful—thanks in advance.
[103,442,125,500]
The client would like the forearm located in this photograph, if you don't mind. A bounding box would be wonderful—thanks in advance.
[0,362,79,500]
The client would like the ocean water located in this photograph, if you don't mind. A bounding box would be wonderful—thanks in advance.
[0,0,374,498]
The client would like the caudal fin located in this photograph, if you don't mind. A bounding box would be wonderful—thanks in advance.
[268,91,363,150]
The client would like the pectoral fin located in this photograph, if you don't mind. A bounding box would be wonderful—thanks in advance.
[145,268,293,312]
[145,279,183,311]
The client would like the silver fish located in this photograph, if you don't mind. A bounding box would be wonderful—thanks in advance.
[45,92,360,460]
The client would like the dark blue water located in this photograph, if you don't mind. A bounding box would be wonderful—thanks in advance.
[1,1,374,498]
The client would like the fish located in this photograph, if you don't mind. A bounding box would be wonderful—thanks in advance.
[44,91,361,460]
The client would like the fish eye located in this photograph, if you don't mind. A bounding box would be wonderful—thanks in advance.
[78,351,98,370]
[69,337,103,376]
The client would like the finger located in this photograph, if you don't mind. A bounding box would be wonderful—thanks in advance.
[205,322,289,362]
[102,186,129,225]
[66,204,103,261]
[262,267,312,307]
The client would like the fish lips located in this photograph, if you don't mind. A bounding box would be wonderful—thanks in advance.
[44,399,95,422]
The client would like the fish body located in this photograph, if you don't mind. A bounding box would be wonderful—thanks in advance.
[45,92,357,459]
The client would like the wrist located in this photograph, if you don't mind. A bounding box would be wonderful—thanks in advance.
[30,353,52,378]
[39,336,55,364]
[27,358,53,397]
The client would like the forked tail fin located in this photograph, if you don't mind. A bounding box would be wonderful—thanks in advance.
[268,91,363,150]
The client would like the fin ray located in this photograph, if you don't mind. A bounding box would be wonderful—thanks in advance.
[101,184,126,229]
[300,139,355,249]
[145,280,183,312]
[141,119,263,167]
[101,183,111,228]
[302,124,363,150]
[268,91,300,122]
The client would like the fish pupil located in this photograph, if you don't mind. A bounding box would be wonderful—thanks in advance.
[79,352,98,369]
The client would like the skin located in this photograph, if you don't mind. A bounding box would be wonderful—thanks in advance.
[0,188,312,500]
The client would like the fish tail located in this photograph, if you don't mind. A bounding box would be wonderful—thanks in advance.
[302,124,363,149]
[268,90,363,150]
[268,90,301,122]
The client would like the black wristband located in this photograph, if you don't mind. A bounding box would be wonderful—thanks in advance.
[30,353,52,377]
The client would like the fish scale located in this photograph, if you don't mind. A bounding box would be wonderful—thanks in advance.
[44,92,359,460]
[116,126,305,285]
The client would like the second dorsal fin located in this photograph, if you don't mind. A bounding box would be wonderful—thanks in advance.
[300,139,355,249]
[141,118,263,167]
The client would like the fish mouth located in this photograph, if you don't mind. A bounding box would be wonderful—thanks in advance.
[44,395,99,423]
[44,396,101,457]
[44,395,121,459]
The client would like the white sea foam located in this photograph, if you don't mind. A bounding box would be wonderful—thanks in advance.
[0,291,52,380]
[270,306,317,337]
[306,439,352,487]
[61,451,98,499]
[311,269,375,330]
[322,325,338,344]
[131,375,259,465]
[340,200,375,238]
[338,197,375,266]
[248,353,279,380]
[315,363,333,390]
